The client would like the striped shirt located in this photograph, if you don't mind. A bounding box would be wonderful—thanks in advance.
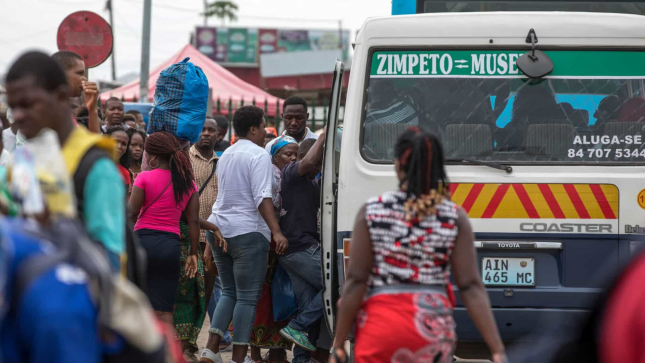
[189,146,219,243]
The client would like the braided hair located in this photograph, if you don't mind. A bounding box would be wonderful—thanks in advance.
[105,125,131,170]
[394,127,449,220]
[144,132,194,205]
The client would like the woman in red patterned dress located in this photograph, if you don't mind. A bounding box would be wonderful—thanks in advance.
[330,128,508,363]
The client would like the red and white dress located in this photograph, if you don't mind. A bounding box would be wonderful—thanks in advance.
[355,190,459,363]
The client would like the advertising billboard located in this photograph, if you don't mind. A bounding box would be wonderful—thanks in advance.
[196,26,350,66]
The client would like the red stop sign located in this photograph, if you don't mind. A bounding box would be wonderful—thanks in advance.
[57,11,113,68]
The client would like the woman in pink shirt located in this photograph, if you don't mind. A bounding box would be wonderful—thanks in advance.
[128,132,200,326]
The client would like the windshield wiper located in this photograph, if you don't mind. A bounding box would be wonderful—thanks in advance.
[447,158,513,174]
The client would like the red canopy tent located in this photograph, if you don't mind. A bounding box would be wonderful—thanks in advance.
[99,44,282,116]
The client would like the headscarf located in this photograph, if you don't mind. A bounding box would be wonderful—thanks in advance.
[270,135,297,158]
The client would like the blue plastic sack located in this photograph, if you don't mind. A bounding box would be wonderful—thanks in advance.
[148,57,209,142]
[272,263,297,322]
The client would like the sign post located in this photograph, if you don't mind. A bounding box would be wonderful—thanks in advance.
[57,11,114,70]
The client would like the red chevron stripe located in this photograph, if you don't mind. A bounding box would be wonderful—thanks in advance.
[461,184,484,213]
[590,184,616,219]
[538,184,566,219]
[513,184,540,219]
[482,184,510,218]
[563,184,591,219]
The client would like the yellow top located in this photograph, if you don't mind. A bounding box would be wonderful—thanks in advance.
[61,126,118,175]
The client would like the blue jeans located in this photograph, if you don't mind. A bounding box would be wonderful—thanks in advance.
[208,277,231,344]
[278,244,324,363]
[209,232,269,345]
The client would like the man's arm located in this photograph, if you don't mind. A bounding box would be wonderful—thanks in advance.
[251,152,288,253]
[83,158,126,256]
[297,129,326,176]
[258,199,287,254]
[128,186,144,225]
[82,81,101,133]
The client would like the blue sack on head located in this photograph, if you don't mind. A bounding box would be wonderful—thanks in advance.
[149,57,209,142]
[271,263,297,322]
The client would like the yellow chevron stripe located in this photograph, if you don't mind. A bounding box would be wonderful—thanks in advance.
[600,184,619,216]
[493,185,529,218]
[451,183,471,207]
[573,184,604,219]
[523,184,555,218]
[546,184,580,219]
[468,184,498,218]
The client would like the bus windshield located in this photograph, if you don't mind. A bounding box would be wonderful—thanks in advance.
[362,50,645,164]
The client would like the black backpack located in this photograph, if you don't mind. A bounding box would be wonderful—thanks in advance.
[73,147,147,289]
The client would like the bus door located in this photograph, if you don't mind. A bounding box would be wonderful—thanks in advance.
[320,60,344,336]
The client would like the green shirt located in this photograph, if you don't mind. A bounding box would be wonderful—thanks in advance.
[83,158,125,255]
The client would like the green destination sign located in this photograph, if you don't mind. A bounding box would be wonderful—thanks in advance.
[370,50,645,78]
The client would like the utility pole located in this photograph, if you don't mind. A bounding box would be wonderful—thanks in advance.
[106,0,117,80]
[203,0,208,26]
[140,0,152,103]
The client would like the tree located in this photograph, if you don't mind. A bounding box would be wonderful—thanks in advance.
[203,1,238,28]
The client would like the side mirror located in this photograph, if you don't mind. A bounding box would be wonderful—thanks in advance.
[517,29,554,79]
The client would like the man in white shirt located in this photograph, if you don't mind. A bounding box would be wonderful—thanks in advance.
[265,96,318,153]
[203,106,288,363]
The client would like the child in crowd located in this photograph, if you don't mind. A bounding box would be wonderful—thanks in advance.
[123,114,138,130]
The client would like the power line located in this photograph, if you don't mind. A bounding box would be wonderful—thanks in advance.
[121,0,341,23]
[122,0,199,13]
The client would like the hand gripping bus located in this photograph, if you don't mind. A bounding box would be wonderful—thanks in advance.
[320,7,645,359]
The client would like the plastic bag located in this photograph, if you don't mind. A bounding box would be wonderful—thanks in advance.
[271,263,297,322]
[24,129,77,219]
[10,147,43,215]
[148,57,209,142]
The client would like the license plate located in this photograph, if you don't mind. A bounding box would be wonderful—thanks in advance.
[481,257,535,286]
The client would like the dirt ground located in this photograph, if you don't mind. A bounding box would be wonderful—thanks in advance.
[190,317,489,363]
[189,316,294,363]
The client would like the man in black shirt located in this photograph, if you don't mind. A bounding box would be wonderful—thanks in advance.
[213,115,231,154]
[278,131,326,363]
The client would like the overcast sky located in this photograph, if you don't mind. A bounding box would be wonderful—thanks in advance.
[1,0,391,81]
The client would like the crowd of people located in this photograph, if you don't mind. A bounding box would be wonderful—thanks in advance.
[0,47,335,363]
[7,45,644,363]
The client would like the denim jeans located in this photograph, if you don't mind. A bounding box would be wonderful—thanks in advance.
[208,277,231,344]
[209,232,269,345]
[278,244,324,363]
